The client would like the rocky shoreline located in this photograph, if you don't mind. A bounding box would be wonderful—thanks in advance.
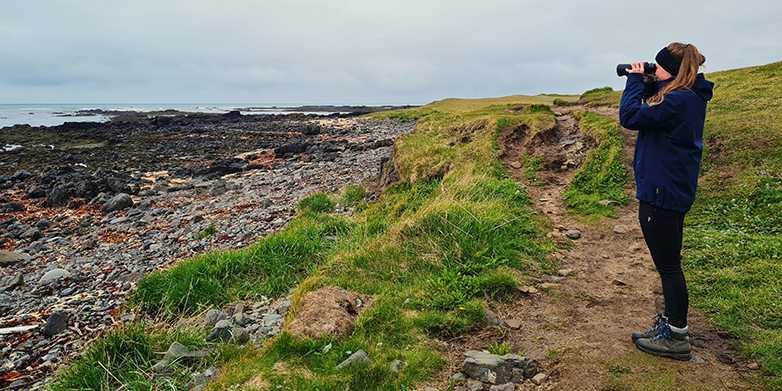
[0,112,413,389]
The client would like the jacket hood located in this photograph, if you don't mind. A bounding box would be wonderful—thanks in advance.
[692,73,714,102]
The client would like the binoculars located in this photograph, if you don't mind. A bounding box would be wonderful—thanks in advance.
[616,63,657,77]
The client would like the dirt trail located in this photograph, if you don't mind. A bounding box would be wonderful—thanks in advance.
[442,106,759,390]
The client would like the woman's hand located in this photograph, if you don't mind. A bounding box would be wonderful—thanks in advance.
[627,62,646,74]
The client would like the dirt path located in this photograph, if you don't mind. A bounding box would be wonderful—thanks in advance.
[441,106,760,390]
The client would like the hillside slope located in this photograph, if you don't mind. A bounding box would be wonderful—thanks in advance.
[49,63,781,390]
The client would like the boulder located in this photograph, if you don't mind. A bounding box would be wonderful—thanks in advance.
[203,308,227,328]
[0,273,23,291]
[39,268,71,285]
[287,287,371,339]
[0,251,32,267]
[42,311,69,337]
[336,350,370,370]
[462,350,539,384]
[565,229,581,239]
[102,193,134,213]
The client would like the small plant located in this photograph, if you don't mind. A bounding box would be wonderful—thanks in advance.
[194,223,216,240]
[487,342,512,355]
[340,184,366,207]
[297,192,335,214]
[524,155,543,185]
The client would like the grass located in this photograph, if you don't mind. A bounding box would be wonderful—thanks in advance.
[132,201,352,317]
[563,111,629,218]
[202,98,557,388]
[49,324,215,391]
[579,86,622,107]
[682,61,782,389]
[56,96,557,389]
[194,224,217,240]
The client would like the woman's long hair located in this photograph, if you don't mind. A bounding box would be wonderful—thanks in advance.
[648,42,706,105]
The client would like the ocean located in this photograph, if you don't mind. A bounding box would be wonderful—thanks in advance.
[0,103,331,128]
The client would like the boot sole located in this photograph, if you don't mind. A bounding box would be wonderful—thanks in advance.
[634,341,692,361]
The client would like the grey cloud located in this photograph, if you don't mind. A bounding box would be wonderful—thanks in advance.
[1,0,780,104]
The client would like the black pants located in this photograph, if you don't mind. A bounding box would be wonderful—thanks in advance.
[638,201,688,328]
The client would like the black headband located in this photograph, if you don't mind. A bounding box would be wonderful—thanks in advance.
[655,47,681,76]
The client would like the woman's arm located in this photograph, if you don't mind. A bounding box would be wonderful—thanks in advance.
[620,73,679,130]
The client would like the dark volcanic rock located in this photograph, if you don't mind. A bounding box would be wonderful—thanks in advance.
[1,202,25,212]
[42,311,69,337]
[102,193,134,212]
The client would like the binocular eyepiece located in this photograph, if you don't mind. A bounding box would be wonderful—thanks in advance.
[616,63,657,77]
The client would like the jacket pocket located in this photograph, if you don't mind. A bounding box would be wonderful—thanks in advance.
[654,185,665,206]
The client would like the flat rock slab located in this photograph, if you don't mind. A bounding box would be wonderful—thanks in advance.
[463,350,540,384]
[0,251,32,267]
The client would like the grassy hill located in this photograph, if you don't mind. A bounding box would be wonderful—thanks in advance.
[50,62,782,390]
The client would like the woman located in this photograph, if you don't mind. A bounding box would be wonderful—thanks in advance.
[619,42,713,360]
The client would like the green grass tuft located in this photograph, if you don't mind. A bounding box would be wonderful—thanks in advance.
[132,212,352,317]
[579,86,622,107]
[298,192,336,214]
[339,184,367,207]
[564,111,628,218]
[50,324,212,390]
[194,223,217,240]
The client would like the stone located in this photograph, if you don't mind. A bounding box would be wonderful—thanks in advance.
[1,202,25,212]
[203,308,227,328]
[557,268,574,277]
[489,383,515,391]
[747,362,760,370]
[102,193,134,213]
[0,273,23,291]
[42,312,69,337]
[336,350,370,370]
[230,326,250,344]
[484,307,501,325]
[0,250,32,267]
[504,318,522,329]
[531,373,547,385]
[510,161,522,169]
[207,319,233,342]
[450,372,466,383]
[466,379,484,391]
[518,285,539,294]
[390,359,404,373]
[612,278,628,286]
[539,282,559,290]
[565,229,581,239]
[39,268,71,284]
[613,224,631,234]
[153,341,211,372]
[463,350,539,385]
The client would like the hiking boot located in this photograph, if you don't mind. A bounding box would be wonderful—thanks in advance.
[634,320,691,361]
[631,314,666,342]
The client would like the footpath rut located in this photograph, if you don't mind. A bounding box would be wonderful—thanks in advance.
[445,106,758,390]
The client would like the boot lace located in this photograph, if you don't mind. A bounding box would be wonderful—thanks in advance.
[651,317,673,341]
[644,314,665,336]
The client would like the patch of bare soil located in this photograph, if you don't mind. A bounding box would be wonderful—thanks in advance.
[286,287,371,339]
[437,106,759,390]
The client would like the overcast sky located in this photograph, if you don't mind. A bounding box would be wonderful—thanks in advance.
[1,0,780,104]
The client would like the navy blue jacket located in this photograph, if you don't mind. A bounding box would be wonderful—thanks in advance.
[619,73,714,213]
